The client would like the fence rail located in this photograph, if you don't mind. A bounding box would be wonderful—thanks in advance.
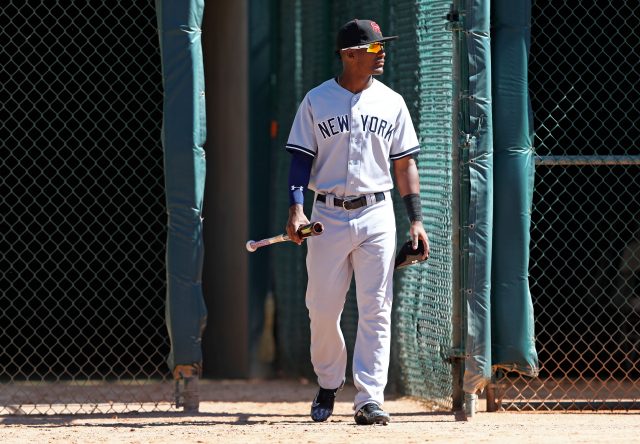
[535,156,640,166]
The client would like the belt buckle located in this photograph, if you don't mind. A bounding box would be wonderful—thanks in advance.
[342,196,363,210]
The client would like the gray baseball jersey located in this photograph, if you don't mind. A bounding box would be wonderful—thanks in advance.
[286,78,419,197]
[286,77,420,411]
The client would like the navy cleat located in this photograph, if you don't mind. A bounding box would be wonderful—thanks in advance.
[354,402,391,425]
[310,383,343,422]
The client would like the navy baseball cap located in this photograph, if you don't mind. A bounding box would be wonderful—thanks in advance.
[335,19,398,52]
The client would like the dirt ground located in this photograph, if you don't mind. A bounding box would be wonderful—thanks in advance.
[1,379,639,443]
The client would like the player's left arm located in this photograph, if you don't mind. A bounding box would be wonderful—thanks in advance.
[393,155,430,259]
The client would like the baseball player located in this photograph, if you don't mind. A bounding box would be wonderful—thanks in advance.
[285,19,430,425]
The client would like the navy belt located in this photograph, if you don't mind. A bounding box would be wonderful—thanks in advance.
[317,192,385,210]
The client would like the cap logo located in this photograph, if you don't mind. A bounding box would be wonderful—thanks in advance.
[370,21,381,35]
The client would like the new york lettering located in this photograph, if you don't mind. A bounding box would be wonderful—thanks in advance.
[317,114,396,141]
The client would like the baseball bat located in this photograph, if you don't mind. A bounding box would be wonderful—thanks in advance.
[246,221,324,252]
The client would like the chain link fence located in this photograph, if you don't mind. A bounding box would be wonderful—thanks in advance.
[0,1,173,414]
[489,0,640,410]
[4,0,637,416]
[1,0,456,415]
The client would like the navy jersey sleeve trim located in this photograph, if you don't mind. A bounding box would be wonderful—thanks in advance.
[286,144,316,158]
[389,145,420,160]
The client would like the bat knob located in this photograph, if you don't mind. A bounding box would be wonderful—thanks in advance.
[312,222,324,234]
[246,240,257,252]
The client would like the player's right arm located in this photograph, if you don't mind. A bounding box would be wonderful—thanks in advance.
[286,151,313,244]
[284,93,317,245]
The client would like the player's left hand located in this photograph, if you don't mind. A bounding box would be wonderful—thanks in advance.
[409,221,430,260]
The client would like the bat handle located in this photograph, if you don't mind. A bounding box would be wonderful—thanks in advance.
[245,222,323,253]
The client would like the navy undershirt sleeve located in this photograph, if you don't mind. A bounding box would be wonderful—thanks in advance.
[288,151,313,206]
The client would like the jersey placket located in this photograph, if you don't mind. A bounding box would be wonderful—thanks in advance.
[346,93,362,198]
[346,93,364,248]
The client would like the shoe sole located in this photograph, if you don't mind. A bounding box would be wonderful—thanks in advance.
[311,413,332,422]
[355,415,390,425]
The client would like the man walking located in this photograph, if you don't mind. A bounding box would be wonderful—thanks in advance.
[285,19,429,425]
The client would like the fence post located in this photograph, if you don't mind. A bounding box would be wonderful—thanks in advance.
[448,0,465,413]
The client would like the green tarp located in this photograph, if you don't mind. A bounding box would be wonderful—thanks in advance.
[155,0,208,372]
[490,0,539,376]
[461,0,539,394]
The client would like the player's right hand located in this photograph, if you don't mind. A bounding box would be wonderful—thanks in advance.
[286,204,310,245]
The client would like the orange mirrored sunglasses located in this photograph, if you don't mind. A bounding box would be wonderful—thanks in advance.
[341,42,385,54]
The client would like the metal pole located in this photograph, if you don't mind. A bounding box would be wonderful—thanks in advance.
[448,0,465,413]
[535,155,640,166]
